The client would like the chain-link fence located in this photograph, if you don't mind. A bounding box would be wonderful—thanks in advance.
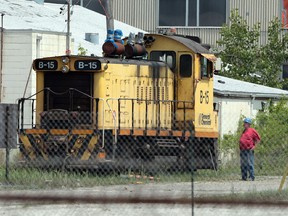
[1,101,288,216]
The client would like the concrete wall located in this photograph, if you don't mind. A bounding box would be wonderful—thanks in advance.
[0,29,72,127]
[1,31,32,103]
[0,30,69,103]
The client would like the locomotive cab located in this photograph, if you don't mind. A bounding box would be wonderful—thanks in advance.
[145,34,218,139]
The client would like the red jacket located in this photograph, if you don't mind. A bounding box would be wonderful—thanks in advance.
[239,128,261,150]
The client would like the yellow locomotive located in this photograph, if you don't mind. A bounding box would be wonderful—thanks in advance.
[18,32,218,171]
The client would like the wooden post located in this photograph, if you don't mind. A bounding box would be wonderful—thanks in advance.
[278,165,288,192]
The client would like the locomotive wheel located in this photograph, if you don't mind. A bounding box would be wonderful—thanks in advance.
[176,138,196,172]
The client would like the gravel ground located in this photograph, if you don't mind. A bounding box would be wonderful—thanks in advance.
[0,176,287,216]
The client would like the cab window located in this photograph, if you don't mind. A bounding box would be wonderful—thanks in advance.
[180,54,192,77]
[201,57,213,78]
[150,51,176,70]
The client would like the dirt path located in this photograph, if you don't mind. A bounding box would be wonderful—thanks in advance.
[0,176,287,216]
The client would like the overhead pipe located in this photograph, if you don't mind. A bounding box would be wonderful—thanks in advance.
[125,32,147,58]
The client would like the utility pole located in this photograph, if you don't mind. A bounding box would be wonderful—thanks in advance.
[66,0,72,55]
[0,13,4,103]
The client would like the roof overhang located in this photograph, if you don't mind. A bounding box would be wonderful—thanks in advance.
[201,53,217,62]
[214,90,288,99]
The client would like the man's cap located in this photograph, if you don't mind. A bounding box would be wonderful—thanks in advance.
[244,117,252,124]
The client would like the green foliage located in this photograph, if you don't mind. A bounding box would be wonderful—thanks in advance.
[220,98,288,175]
[219,116,244,157]
[78,43,88,56]
[217,9,288,88]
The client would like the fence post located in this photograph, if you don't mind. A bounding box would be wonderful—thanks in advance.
[190,138,195,216]
[5,105,9,182]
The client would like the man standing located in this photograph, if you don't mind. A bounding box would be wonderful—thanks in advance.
[239,118,261,181]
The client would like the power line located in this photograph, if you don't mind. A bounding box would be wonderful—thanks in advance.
[85,0,93,8]
[98,0,110,19]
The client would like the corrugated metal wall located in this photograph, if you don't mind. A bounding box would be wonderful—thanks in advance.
[113,0,281,47]
[156,27,222,49]
[229,0,280,45]
[230,0,279,30]
[113,0,157,32]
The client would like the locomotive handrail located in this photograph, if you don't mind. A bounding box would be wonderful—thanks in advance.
[95,98,105,149]
[106,98,193,133]
[18,88,96,101]
[67,88,95,99]
[17,98,37,130]
[105,100,118,160]
[17,89,106,150]
[106,97,194,104]
[18,88,46,101]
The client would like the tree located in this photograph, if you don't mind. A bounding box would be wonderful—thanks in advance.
[78,43,88,56]
[217,9,288,88]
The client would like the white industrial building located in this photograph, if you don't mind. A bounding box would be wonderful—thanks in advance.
[1,29,69,103]
[0,0,144,105]
[214,75,288,137]
[110,0,283,48]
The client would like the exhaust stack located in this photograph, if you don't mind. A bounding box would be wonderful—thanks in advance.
[102,0,125,56]
[102,0,114,37]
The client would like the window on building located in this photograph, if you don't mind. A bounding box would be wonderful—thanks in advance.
[180,55,192,77]
[188,0,197,26]
[283,64,288,79]
[199,0,226,26]
[159,0,186,26]
[159,0,226,27]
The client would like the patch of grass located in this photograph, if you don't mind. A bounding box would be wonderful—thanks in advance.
[0,165,254,190]
[0,163,284,190]
[0,167,130,189]
[0,166,194,190]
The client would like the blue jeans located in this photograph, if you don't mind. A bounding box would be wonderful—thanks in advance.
[240,150,254,180]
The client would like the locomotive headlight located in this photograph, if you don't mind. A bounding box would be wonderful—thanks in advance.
[35,138,41,144]
[61,65,69,73]
[62,56,70,64]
